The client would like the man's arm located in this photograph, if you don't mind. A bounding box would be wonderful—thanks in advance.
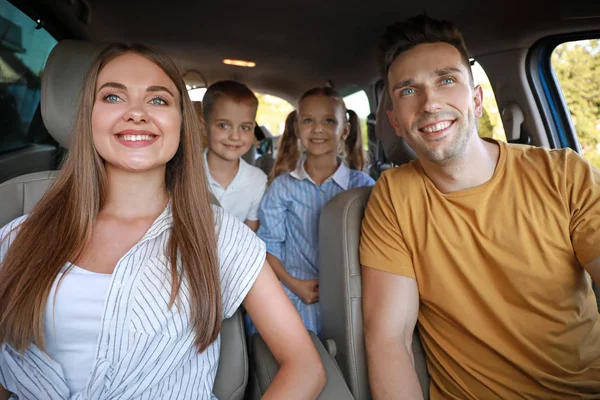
[584,257,600,285]
[0,386,9,400]
[362,265,423,400]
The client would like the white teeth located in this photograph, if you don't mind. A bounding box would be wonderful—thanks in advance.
[119,135,155,141]
[421,121,452,133]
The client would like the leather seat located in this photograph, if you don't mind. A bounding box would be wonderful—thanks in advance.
[318,87,424,399]
[0,40,248,400]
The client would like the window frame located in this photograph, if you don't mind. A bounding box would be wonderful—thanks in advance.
[527,30,600,151]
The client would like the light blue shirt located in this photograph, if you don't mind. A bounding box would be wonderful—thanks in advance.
[246,160,375,336]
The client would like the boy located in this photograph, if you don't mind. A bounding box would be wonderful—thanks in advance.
[202,81,267,231]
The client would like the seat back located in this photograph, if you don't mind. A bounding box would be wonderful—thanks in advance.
[0,39,249,400]
[319,187,430,400]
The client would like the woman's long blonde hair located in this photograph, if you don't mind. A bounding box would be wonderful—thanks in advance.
[0,43,221,353]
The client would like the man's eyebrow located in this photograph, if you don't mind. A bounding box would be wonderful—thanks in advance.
[146,85,175,98]
[391,78,415,91]
[433,67,463,77]
[97,82,126,92]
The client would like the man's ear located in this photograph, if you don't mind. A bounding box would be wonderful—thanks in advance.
[473,85,484,119]
[386,109,403,137]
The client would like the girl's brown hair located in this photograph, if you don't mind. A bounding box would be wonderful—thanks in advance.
[272,110,299,179]
[0,43,221,353]
[298,87,366,171]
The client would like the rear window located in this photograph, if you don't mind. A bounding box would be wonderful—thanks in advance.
[472,61,506,142]
[0,0,57,154]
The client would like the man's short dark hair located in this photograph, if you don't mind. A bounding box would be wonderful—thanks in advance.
[380,14,473,85]
[202,80,258,122]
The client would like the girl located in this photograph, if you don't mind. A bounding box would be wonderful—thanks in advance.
[0,44,324,400]
[272,110,300,180]
[247,87,375,337]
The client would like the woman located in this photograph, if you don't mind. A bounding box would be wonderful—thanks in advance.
[0,43,324,399]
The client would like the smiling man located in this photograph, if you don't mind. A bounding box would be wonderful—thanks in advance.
[360,14,600,399]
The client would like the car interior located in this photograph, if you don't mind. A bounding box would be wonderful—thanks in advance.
[0,0,599,398]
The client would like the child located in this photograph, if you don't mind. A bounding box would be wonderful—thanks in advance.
[202,81,267,231]
[246,87,375,336]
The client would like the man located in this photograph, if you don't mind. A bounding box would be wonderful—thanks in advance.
[360,14,600,399]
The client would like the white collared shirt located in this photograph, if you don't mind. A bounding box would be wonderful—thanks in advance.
[204,149,268,222]
[0,205,266,399]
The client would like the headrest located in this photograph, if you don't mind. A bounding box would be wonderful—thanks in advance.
[375,86,417,166]
[41,40,108,149]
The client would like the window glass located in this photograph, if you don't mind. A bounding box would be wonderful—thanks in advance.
[0,0,57,153]
[471,61,506,142]
[255,93,294,136]
[552,39,600,168]
[343,90,370,150]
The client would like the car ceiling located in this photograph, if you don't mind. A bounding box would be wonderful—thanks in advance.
[16,0,600,102]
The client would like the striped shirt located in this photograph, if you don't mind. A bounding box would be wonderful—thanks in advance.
[246,160,375,336]
[0,205,265,400]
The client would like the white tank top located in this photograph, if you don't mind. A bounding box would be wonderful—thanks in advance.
[44,264,112,395]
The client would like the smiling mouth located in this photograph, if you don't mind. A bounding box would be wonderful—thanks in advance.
[419,120,454,134]
[117,134,157,141]
[310,139,327,144]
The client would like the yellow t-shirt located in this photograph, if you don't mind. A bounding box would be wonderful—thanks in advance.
[360,140,600,399]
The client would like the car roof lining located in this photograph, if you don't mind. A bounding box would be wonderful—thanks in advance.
[17,0,600,101]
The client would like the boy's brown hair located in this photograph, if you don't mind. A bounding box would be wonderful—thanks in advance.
[202,80,259,122]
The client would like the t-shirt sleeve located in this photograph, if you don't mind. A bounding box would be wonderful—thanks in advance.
[0,215,28,265]
[566,151,600,265]
[246,170,268,221]
[360,172,415,278]
[216,208,267,319]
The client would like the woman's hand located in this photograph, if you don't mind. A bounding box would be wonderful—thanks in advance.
[244,261,326,399]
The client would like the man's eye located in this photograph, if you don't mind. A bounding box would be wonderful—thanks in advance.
[401,88,415,96]
[218,123,228,129]
[441,77,456,85]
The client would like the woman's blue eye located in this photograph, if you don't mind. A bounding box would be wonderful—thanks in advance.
[326,119,336,124]
[150,97,167,105]
[241,125,251,131]
[218,123,228,129]
[105,94,121,102]
[303,118,312,124]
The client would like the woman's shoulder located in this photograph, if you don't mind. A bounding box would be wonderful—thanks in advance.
[0,215,29,259]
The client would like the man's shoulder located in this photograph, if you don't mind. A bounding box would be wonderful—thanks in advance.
[379,160,423,184]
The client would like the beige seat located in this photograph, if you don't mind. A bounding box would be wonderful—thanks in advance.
[319,87,425,399]
[0,39,248,400]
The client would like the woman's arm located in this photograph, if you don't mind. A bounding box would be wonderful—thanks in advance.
[0,386,10,400]
[243,261,325,399]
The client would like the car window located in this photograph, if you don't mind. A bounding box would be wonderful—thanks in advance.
[0,0,57,154]
[343,90,370,150]
[472,61,506,142]
[255,93,294,136]
[551,39,600,168]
